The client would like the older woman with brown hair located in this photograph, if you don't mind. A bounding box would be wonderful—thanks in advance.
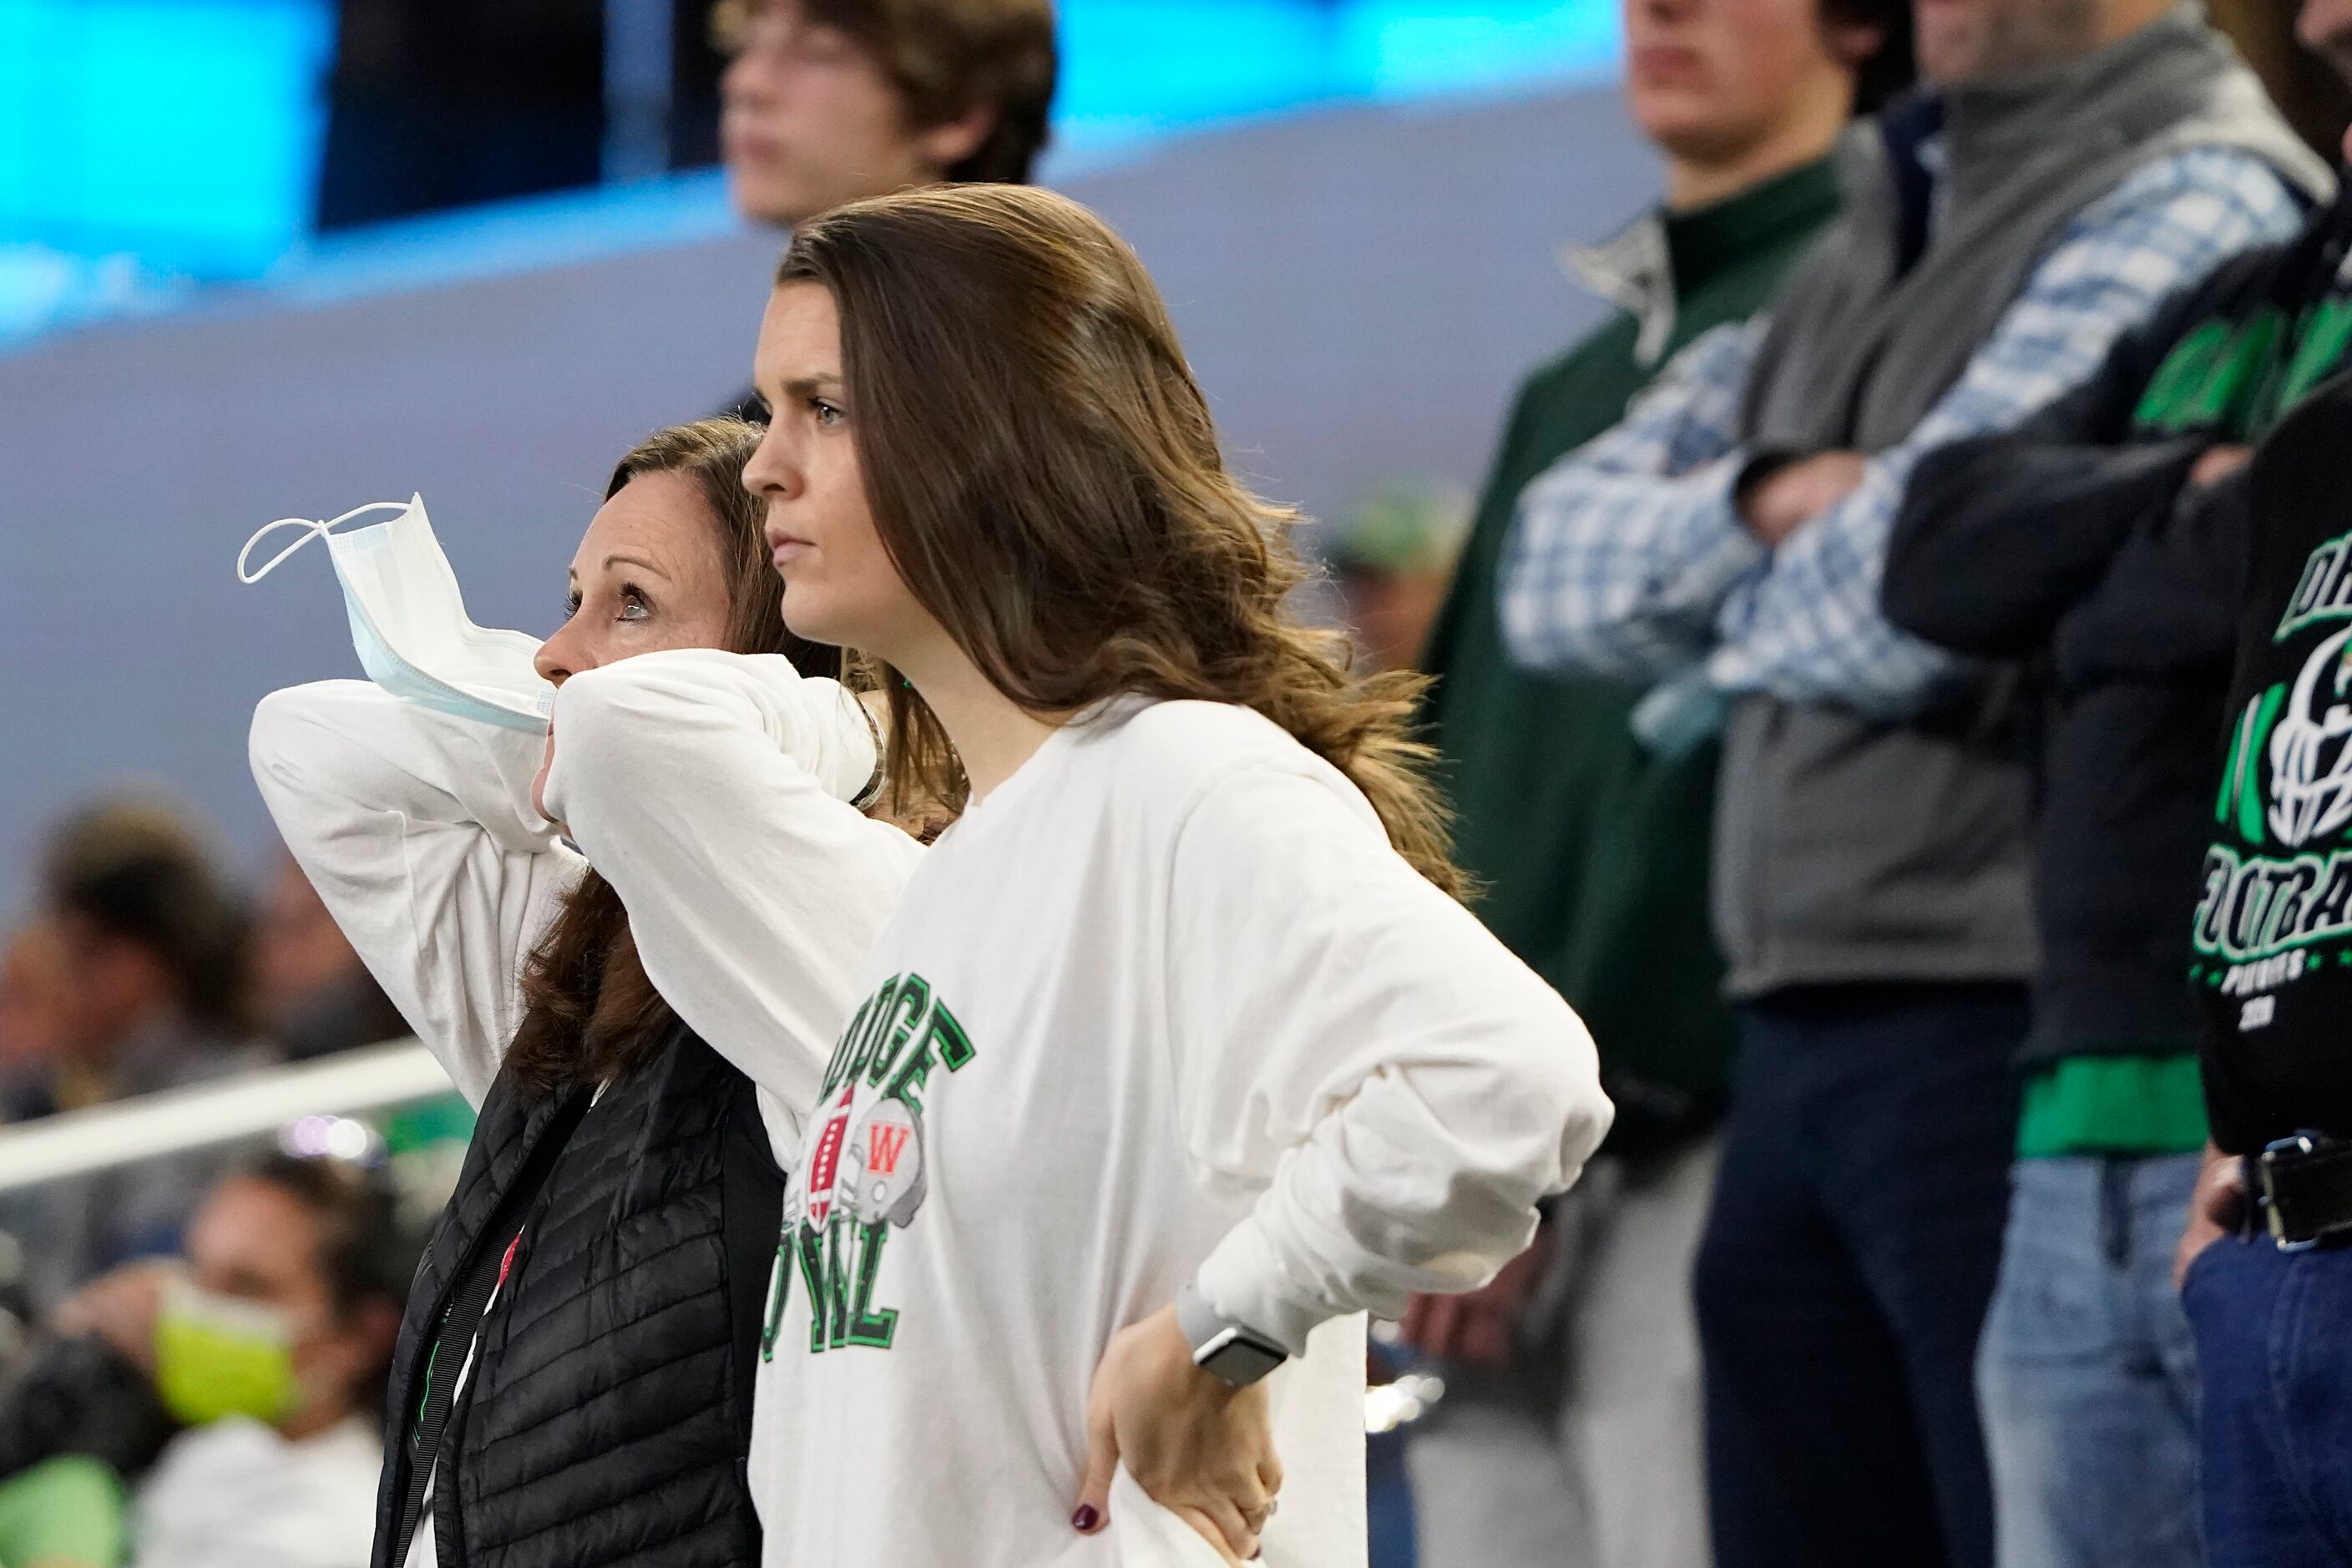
[250,417,922,1568]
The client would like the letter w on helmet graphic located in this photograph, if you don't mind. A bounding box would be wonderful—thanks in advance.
[842,1100,926,1228]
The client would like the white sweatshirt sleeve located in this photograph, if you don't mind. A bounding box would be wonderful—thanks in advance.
[540,649,925,1152]
[247,680,581,1107]
[1167,762,1613,1356]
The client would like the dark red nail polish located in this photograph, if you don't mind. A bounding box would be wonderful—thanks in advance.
[1071,1505,1100,1532]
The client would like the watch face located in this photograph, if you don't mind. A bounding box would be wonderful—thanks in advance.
[1201,1333,1287,1387]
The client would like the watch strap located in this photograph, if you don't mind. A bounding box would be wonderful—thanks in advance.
[1176,1280,1288,1386]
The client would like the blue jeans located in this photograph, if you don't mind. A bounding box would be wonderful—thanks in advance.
[2183,1227,2352,1566]
[1976,1153,2203,1568]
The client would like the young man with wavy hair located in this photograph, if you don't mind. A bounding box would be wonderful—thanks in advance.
[709,0,1054,422]
[712,0,1055,230]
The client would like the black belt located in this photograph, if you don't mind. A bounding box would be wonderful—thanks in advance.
[2250,1134,2352,1248]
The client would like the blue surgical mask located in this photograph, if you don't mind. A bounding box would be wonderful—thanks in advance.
[240,497,553,732]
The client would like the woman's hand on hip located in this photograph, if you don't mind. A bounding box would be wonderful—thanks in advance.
[1074,1303,1283,1563]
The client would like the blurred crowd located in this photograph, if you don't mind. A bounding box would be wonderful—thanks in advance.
[0,802,417,1294]
[0,797,430,1566]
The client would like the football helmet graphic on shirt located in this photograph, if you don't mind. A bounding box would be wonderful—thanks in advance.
[841,1099,925,1227]
[788,1085,928,1233]
[2270,625,2352,848]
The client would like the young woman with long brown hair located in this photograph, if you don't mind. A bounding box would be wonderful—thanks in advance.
[249,417,923,1568]
[544,188,1613,1566]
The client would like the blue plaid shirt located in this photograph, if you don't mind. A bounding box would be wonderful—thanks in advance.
[1499,146,2308,719]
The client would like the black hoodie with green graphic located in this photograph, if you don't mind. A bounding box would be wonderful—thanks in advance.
[2197,366,2352,1152]
[1889,178,2352,1102]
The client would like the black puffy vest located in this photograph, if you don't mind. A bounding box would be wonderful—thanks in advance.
[372,1029,781,1568]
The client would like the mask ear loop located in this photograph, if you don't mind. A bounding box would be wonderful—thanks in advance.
[237,500,414,584]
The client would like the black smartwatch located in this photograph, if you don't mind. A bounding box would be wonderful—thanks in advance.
[1177,1281,1288,1387]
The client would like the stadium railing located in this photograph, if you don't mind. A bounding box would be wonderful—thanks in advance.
[0,1040,450,1193]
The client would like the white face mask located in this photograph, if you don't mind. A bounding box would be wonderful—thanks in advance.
[240,496,553,733]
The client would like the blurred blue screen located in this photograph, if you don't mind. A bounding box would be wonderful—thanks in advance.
[0,0,336,276]
[1056,0,1622,149]
[0,0,1619,326]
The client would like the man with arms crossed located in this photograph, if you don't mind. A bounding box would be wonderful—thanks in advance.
[1402,0,1908,1563]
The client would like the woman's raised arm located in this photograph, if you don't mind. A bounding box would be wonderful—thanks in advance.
[542,648,924,1151]
[249,680,580,1105]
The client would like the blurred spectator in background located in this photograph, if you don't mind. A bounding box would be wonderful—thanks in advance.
[0,923,69,1094]
[1879,4,2352,1560]
[2213,0,2352,160]
[1499,0,2326,1562]
[317,0,1057,407]
[1399,0,1909,1563]
[1329,481,1470,673]
[0,802,274,1310]
[714,0,1055,226]
[712,0,1056,417]
[252,853,409,1063]
[0,1151,410,1568]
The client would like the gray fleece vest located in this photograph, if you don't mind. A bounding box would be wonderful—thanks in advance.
[1714,6,2328,999]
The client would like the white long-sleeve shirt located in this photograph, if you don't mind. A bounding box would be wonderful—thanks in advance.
[546,679,1613,1568]
[247,654,915,1154]
[250,652,918,1568]
[250,679,580,1108]
[539,650,926,1151]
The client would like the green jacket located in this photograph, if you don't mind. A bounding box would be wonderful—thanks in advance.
[1420,160,1839,1154]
